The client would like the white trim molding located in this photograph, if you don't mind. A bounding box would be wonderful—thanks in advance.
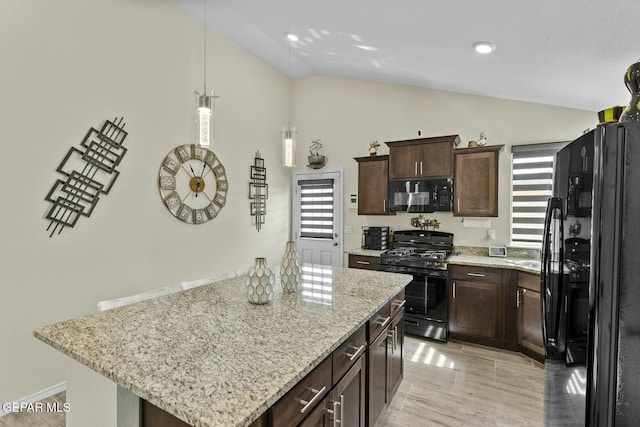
[0,382,66,417]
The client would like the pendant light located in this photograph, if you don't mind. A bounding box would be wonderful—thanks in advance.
[282,3,296,167]
[196,0,216,148]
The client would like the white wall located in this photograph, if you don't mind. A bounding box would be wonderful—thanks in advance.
[290,75,597,251]
[0,0,291,425]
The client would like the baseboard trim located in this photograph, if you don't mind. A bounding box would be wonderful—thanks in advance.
[0,382,66,417]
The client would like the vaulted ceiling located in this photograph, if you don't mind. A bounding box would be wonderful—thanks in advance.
[173,0,640,112]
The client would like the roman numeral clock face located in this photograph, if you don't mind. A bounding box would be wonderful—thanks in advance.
[158,145,228,224]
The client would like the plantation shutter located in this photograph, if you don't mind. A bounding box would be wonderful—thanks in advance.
[511,142,567,245]
[298,178,334,239]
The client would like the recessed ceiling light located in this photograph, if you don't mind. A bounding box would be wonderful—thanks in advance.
[287,33,299,42]
[357,45,378,51]
[472,41,495,54]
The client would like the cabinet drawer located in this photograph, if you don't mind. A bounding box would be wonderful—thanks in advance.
[348,254,380,270]
[389,288,406,319]
[449,265,503,283]
[517,271,540,292]
[272,356,332,427]
[332,324,366,385]
[367,302,391,343]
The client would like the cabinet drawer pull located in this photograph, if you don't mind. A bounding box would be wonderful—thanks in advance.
[345,344,365,361]
[415,162,418,175]
[375,316,391,329]
[383,199,386,212]
[516,290,521,308]
[452,282,456,298]
[420,161,423,175]
[356,261,370,265]
[466,272,486,277]
[299,386,327,413]
[392,299,406,309]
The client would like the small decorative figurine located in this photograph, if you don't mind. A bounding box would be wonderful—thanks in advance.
[410,214,440,230]
[478,132,487,146]
[307,139,327,169]
[369,140,380,156]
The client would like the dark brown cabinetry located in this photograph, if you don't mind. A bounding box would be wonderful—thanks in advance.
[348,254,380,271]
[367,289,405,427]
[385,135,459,180]
[354,155,389,215]
[449,265,517,350]
[517,272,544,362]
[453,145,504,217]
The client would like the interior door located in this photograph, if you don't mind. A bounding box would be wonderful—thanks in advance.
[293,170,343,267]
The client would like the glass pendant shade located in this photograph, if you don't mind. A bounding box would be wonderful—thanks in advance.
[196,93,214,148]
[282,124,296,167]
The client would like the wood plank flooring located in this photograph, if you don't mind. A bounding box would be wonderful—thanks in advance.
[0,337,544,426]
[379,336,545,426]
[0,392,65,427]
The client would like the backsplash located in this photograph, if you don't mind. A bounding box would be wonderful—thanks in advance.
[454,245,540,260]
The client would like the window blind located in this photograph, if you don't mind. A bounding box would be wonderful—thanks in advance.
[511,143,566,245]
[298,178,334,239]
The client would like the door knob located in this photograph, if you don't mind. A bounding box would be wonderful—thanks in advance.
[333,242,338,246]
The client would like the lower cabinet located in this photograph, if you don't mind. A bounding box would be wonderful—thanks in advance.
[517,272,544,362]
[448,265,517,351]
[367,308,405,427]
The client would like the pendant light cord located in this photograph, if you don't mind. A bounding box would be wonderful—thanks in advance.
[203,0,207,94]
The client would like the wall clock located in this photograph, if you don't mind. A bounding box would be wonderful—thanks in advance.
[158,144,228,224]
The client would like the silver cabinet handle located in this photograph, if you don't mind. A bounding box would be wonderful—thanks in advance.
[420,161,423,175]
[414,162,418,175]
[452,282,456,298]
[339,394,344,426]
[457,198,460,212]
[383,199,386,212]
[376,316,391,329]
[345,344,365,361]
[356,261,370,265]
[516,290,521,308]
[392,299,406,309]
[467,272,486,277]
[299,386,327,413]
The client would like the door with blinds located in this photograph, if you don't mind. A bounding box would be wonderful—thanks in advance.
[293,170,343,267]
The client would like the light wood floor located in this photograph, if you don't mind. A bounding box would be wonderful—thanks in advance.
[0,392,65,427]
[0,337,544,426]
[379,336,545,426]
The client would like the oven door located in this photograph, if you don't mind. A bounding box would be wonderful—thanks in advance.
[403,271,449,342]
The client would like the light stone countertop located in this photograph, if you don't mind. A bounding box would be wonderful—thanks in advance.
[346,247,541,275]
[34,265,411,427]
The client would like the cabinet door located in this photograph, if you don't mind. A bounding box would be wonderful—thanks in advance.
[388,145,420,179]
[388,311,404,401]
[419,141,452,178]
[518,287,544,359]
[367,328,388,426]
[357,157,389,215]
[453,148,500,217]
[449,279,503,342]
[329,354,366,427]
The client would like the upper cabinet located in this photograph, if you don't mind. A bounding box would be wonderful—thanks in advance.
[385,135,460,179]
[453,145,504,217]
[354,155,389,215]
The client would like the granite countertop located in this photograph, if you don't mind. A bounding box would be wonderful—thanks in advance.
[347,247,541,274]
[34,266,411,427]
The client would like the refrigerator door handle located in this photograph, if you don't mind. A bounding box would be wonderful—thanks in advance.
[541,197,564,358]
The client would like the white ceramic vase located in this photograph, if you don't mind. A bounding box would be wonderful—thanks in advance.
[280,241,301,293]
[245,257,275,304]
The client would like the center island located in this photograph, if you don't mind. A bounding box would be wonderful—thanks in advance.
[34,264,410,427]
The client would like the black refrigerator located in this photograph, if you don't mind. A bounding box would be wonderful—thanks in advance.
[542,122,640,426]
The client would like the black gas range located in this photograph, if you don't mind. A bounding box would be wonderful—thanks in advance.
[379,230,454,342]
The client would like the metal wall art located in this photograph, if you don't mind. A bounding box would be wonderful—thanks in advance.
[249,151,268,231]
[45,117,128,237]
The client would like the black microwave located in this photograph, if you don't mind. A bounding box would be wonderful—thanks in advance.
[387,178,453,213]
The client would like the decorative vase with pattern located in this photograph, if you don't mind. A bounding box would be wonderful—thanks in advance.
[245,257,275,304]
[620,59,640,122]
[280,241,301,292]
